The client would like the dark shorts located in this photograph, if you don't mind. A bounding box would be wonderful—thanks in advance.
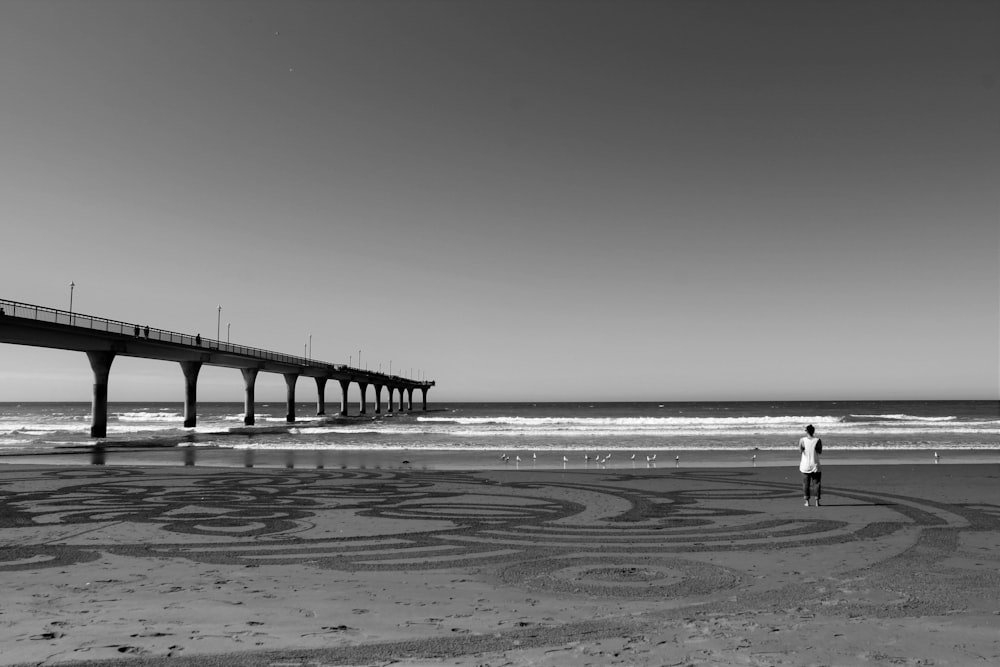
[802,470,821,498]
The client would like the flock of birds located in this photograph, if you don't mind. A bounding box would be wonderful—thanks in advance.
[495,451,944,468]
[498,452,681,467]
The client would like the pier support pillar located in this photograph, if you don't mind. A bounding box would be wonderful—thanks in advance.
[241,368,258,426]
[180,361,202,428]
[339,379,351,416]
[86,351,115,438]
[358,382,368,415]
[397,387,405,412]
[406,387,414,411]
[284,373,298,422]
[421,386,429,411]
[373,384,383,414]
[315,377,328,416]
[387,387,395,414]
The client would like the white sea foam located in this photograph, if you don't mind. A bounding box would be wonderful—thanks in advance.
[114,411,183,422]
[408,414,989,438]
[2,402,993,456]
[417,415,846,426]
[106,424,183,434]
[192,424,240,434]
[850,414,957,422]
[293,426,424,436]
[0,422,93,435]
[416,426,997,438]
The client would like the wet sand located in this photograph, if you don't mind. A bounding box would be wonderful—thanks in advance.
[6,442,998,471]
[1,462,999,666]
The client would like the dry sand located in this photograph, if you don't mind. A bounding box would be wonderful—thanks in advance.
[1,462,998,666]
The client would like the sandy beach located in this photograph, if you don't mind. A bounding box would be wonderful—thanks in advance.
[2,461,999,666]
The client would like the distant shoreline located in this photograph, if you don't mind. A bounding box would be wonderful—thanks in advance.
[1,444,996,470]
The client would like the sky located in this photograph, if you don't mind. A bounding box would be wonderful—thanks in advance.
[1,0,997,404]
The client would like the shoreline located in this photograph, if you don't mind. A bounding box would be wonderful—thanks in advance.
[4,401,995,475]
[1,443,997,470]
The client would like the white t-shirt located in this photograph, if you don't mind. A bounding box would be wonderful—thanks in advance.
[799,436,821,473]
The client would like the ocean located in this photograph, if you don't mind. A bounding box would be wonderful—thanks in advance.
[1,400,996,469]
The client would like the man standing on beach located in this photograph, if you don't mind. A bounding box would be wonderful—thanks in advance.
[799,424,822,507]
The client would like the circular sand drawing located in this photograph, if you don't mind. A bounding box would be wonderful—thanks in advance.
[497,554,743,598]
[0,467,990,590]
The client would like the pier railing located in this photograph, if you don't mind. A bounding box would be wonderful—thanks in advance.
[0,297,417,383]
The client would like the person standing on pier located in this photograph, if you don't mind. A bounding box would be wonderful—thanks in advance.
[799,424,822,507]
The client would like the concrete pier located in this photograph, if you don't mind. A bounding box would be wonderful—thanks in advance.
[314,377,327,416]
[284,373,298,423]
[0,297,435,436]
[241,368,258,426]
[358,382,368,415]
[179,361,202,428]
[339,379,351,416]
[86,351,115,438]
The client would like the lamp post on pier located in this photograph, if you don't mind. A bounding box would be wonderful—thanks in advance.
[216,306,222,341]
[227,322,230,343]
[68,282,75,324]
